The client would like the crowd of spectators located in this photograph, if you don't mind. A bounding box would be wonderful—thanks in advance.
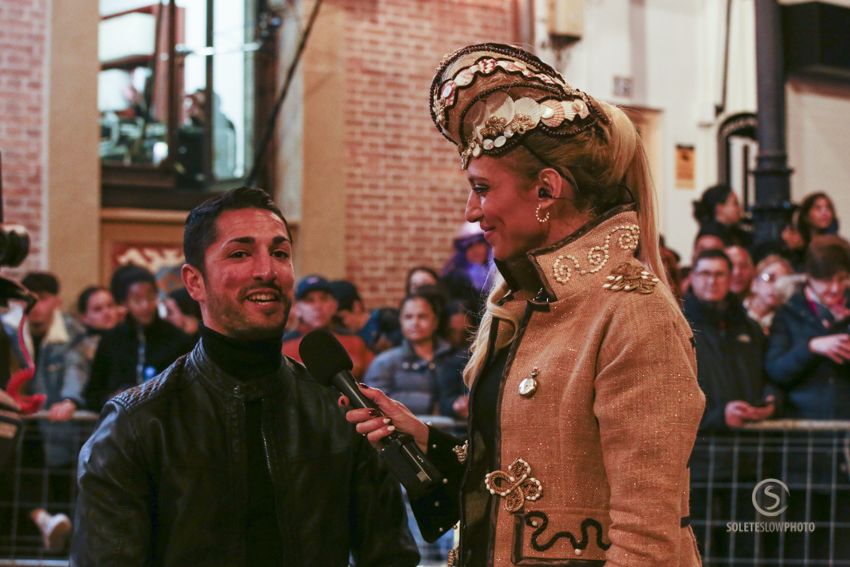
[5,187,847,561]
[679,186,850,561]
[0,221,488,555]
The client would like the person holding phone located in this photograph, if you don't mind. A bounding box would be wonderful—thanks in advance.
[683,249,776,561]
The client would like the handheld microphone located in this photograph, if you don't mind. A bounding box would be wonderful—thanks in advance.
[299,329,444,500]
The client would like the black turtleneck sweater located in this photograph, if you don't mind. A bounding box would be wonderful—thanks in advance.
[201,326,284,566]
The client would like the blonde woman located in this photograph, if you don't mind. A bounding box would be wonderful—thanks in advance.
[344,44,705,566]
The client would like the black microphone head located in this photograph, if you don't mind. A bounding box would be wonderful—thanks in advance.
[299,328,353,386]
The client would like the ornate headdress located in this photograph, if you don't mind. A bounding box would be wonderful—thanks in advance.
[429,43,609,169]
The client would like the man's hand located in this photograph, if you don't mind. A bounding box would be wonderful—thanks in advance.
[809,334,850,364]
[47,399,77,422]
[725,396,775,428]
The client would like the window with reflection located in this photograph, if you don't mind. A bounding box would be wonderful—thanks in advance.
[98,0,259,196]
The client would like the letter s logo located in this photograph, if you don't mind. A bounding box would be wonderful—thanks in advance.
[752,478,789,517]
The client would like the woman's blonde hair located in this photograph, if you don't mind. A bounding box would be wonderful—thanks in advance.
[462,100,664,386]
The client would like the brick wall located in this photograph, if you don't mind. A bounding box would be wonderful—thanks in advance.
[0,0,47,274]
[340,0,517,307]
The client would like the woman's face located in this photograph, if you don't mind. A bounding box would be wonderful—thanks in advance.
[400,298,438,344]
[465,156,543,260]
[83,289,119,331]
[715,192,742,225]
[807,197,834,231]
[751,262,791,308]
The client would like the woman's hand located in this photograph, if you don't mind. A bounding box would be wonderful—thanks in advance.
[809,334,850,364]
[340,384,430,452]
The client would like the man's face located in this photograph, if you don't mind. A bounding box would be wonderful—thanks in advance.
[126,281,159,327]
[183,208,294,340]
[296,290,337,332]
[691,258,732,303]
[28,292,60,336]
[725,245,754,296]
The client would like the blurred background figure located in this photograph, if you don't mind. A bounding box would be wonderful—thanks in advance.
[364,291,466,418]
[283,275,373,379]
[363,290,466,563]
[77,286,119,336]
[405,266,440,296]
[743,255,793,334]
[441,222,493,313]
[4,272,89,553]
[164,287,201,340]
[797,192,840,250]
[725,244,755,299]
[692,184,752,250]
[679,226,729,297]
[684,250,776,562]
[84,265,194,411]
[330,279,401,354]
[766,235,850,560]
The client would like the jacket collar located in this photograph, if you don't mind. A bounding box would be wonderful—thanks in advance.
[188,339,289,401]
[401,338,453,361]
[495,204,640,301]
[23,310,73,356]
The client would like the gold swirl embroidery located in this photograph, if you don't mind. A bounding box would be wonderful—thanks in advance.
[602,262,660,294]
[552,224,639,284]
[484,458,543,513]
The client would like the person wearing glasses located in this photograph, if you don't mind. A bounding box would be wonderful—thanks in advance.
[684,249,776,561]
[766,234,850,561]
[743,255,793,335]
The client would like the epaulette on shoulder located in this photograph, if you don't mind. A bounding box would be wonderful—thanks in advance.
[601,261,662,296]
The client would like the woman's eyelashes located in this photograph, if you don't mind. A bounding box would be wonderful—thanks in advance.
[472,184,489,196]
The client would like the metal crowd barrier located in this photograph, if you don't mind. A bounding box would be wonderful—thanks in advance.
[0,412,463,567]
[691,420,850,566]
[14,414,846,567]
[0,411,98,566]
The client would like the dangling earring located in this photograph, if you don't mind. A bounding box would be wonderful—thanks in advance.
[535,203,550,224]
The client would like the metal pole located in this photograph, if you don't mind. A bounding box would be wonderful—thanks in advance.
[752,0,793,247]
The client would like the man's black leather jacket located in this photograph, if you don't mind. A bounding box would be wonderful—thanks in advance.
[71,342,419,566]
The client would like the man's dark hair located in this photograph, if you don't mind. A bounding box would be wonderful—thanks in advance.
[806,235,850,280]
[77,285,108,315]
[183,186,290,272]
[22,272,60,295]
[694,249,733,271]
[110,264,157,305]
[693,224,729,247]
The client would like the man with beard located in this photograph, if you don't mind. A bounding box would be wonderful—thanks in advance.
[71,187,418,566]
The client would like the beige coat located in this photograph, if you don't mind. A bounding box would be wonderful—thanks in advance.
[478,209,705,566]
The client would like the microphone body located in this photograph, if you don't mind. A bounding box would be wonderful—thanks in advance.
[327,370,444,500]
[299,329,444,500]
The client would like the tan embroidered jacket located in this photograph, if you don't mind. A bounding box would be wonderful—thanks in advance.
[480,209,705,566]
